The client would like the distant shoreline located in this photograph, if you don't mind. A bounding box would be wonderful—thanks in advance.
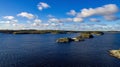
[0,30,80,34]
[0,30,119,34]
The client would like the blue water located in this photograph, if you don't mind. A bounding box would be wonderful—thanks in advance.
[0,33,120,67]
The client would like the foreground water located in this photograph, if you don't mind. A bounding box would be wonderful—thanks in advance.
[0,33,120,67]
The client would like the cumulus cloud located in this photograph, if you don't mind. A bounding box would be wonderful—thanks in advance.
[75,4,119,21]
[32,19,42,26]
[89,18,100,22]
[34,19,42,23]
[0,20,18,28]
[73,17,84,22]
[3,16,15,20]
[37,2,50,11]
[17,12,35,19]
[17,12,43,26]
[77,4,119,18]
[104,15,119,21]
[67,10,76,16]
[2,16,18,24]
[48,18,61,23]
[60,18,73,22]
[48,17,84,23]
[48,17,74,23]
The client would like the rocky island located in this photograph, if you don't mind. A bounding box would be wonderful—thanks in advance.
[0,30,104,43]
[109,49,120,59]
[56,38,73,43]
[56,31,104,43]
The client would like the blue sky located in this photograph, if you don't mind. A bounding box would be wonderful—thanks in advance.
[0,0,120,31]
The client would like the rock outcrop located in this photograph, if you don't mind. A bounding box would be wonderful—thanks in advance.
[109,49,120,59]
[72,36,84,42]
[80,33,94,39]
[56,38,72,43]
[56,32,104,43]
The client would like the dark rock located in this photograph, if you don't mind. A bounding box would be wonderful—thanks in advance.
[56,37,72,43]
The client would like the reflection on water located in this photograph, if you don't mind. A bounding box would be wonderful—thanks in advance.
[0,33,120,67]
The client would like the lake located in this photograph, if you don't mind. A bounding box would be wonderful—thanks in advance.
[0,33,120,67]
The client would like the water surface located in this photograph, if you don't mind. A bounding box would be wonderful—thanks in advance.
[0,33,120,67]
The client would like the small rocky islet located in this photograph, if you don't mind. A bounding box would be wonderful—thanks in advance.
[109,49,120,59]
[56,32,104,43]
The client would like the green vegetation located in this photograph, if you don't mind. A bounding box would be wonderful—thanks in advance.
[0,30,105,35]
[13,30,49,34]
[0,30,79,34]
[80,33,94,38]
[109,49,120,59]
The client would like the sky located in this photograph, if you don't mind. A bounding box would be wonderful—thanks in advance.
[0,0,120,31]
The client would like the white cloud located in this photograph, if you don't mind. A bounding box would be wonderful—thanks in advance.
[0,20,18,26]
[48,18,74,23]
[32,23,39,26]
[2,16,18,24]
[0,21,11,24]
[67,10,76,16]
[48,18,61,23]
[34,19,42,23]
[89,18,100,22]
[17,12,35,19]
[76,4,119,21]
[32,19,42,26]
[48,17,84,23]
[73,17,84,22]
[96,4,118,15]
[59,18,73,22]
[77,8,96,18]
[37,2,50,11]
[12,19,18,23]
[3,16,15,20]
[104,15,119,21]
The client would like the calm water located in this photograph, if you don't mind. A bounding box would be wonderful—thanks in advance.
[0,33,120,67]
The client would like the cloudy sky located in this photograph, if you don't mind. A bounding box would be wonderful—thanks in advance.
[0,0,120,31]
